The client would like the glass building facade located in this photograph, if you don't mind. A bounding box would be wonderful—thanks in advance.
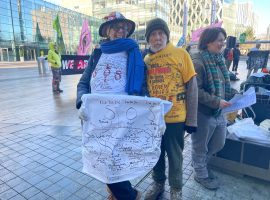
[91,0,170,46]
[90,0,223,45]
[0,0,101,62]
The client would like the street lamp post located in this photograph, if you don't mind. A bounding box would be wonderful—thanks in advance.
[9,0,17,61]
[183,0,188,39]
[211,0,216,25]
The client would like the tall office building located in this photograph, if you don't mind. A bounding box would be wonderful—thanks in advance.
[266,25,270,50]
[235,1,258,37]
[0,0,101,62]
[4,0,257,62]
[91,0,170,45]
[222,0,237,36]
[59,0,92,16]
[90,0,223,45]
[170,0,223,43]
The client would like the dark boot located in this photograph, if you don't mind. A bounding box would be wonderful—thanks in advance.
[56,82,63,93]
[144,181,165,200]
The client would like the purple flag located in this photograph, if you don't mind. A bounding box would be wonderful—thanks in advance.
[191,21,223,42]
[77,20,92,55]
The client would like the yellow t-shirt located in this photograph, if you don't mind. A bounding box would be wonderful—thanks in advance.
[144,43,196,123]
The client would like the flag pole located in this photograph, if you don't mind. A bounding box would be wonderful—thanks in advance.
[211,0,217,25]
[183,0,188,39]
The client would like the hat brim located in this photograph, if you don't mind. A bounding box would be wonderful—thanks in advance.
[99,18,135,38]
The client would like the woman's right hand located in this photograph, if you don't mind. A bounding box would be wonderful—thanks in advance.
[219,99,231,108]
[78,107,88,121]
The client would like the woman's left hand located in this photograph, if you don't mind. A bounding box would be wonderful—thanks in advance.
[219,99,231,108]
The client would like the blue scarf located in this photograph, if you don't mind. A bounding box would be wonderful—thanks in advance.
[100,38,144,95]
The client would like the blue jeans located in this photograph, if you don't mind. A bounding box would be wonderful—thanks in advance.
[107,181,137,200]
[191,112,227,178]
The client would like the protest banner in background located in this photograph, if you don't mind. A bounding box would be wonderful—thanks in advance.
[77,19,92,55]
[191,21,223,42]
[61,55,90,75]
[247,51,270,70]
[80,94,172,183]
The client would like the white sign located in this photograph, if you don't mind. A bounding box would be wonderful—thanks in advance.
[222,87,256,114]
[80,94,172,183]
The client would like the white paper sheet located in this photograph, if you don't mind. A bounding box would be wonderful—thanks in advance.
[80,94,172,183]
[222,87,256,114]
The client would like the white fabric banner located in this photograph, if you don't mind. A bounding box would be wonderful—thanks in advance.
[80,94,172,183]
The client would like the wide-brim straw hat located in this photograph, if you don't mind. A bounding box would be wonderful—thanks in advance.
[99,12,135,38]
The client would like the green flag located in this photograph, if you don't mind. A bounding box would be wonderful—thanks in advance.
[53,14,66,54]
[239,33,247,43]
[35,22,44,42]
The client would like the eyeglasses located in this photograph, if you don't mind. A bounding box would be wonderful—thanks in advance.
[111,24,128,31]
[215,39,225,44]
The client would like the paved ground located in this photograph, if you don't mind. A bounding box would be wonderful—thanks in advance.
[0,61,37,69]
[0,60,270,200]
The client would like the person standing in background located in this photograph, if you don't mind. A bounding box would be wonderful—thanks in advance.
[224,47,233,70]
[47,42,63,94]
[232,44,241,74]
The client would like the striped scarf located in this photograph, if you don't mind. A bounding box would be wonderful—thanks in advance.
[200,50,231,100]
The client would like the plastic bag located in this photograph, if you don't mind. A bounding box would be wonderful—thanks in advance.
[227,118,270,146]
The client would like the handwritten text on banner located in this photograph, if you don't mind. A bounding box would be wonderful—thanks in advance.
[81,94,172,183]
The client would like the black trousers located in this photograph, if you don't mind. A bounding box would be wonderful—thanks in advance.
[232,59,239,71]
[107,181,137,200]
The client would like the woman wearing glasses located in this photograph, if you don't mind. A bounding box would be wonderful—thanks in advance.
[76,12,146,200]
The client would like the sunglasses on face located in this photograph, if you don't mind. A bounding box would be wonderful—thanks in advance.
[110,24,128,31]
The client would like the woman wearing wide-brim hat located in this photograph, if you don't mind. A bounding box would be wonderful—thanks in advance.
[99,12,135,38]
[76,11,146,200]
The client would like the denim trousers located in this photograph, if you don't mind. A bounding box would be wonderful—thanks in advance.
[191,111,227,178]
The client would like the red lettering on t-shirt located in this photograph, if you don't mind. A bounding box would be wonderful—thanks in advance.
[148,67,171,75]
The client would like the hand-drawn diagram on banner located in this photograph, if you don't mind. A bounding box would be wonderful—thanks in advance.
[80,94,172,183]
